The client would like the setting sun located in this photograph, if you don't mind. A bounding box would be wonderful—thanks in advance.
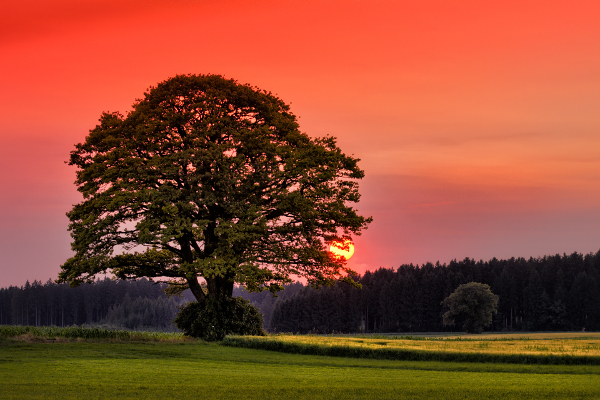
[329,240,355,260]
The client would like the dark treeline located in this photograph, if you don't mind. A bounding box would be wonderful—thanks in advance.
[0,278,194,331]
[234,283,304,329]
[270,251,600,333]
[3,251,599,333]
[0,277,301,332]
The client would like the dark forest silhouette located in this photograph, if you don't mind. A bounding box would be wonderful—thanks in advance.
[270,251,600,333]
[1,251,599,333]
[0,278,301,332]
[0,278,192,331]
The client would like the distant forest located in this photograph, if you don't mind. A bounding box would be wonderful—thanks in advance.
[0,277,302,332]
[0,278,192,331]
[270,251,600,333]
[1,251,599,333]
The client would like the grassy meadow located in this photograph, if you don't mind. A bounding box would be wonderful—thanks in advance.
[2,328,600,399]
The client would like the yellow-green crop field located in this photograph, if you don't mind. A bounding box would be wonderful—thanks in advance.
[222,331,600,365]
[254,332,600,357]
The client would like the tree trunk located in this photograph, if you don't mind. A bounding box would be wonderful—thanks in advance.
[187,278,207,304]
[206,274,235,301]
[185,273,236,303]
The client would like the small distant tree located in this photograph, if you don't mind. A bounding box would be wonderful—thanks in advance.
[441,282,498,334]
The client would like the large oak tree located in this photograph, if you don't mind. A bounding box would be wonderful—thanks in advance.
[59,74,371,306]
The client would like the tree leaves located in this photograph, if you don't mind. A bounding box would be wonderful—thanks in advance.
[59,74,371,301]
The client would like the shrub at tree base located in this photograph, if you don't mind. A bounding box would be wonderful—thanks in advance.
[175,297,265,341]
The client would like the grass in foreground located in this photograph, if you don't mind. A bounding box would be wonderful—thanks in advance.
[1,339,600,399]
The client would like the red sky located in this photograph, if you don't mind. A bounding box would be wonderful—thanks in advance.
[1,0,600,287]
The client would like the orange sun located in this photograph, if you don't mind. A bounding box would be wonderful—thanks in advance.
[329,239,355,260]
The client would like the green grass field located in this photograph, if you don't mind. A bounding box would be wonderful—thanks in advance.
[2,332,600,399]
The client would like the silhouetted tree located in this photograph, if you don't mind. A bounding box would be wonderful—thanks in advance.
[442,282,498,334]
[58,74,371,339]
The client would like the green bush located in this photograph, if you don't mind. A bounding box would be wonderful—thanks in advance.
[174,297,265,341]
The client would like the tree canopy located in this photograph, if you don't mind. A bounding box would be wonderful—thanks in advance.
[58,74,371,305]
[441,282,499,334]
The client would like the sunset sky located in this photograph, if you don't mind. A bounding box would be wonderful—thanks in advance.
[1,0,600,287]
